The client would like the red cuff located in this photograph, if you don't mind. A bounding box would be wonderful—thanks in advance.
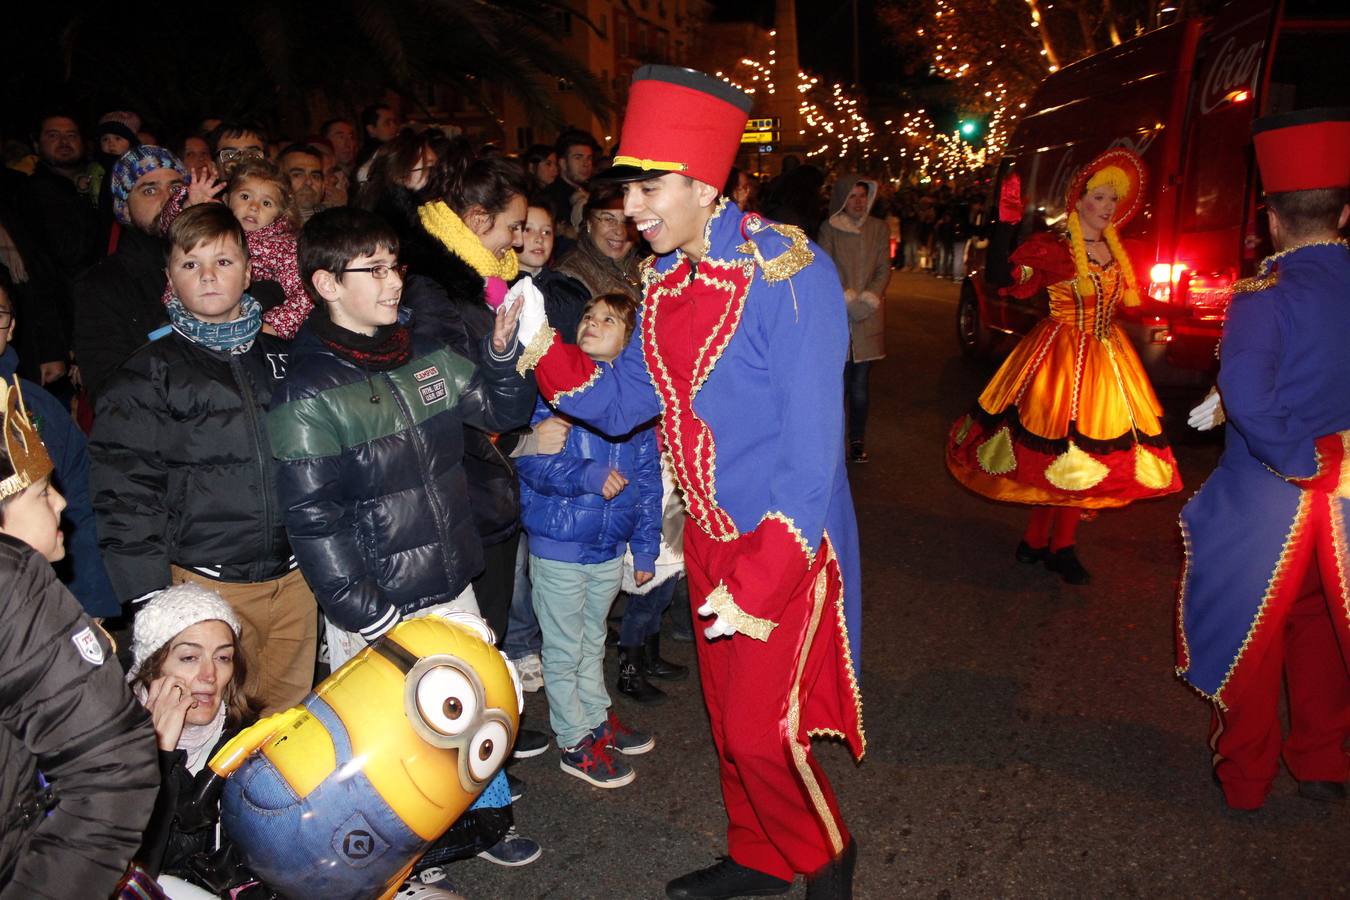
[720,512,815,626]
[534,333,601,401]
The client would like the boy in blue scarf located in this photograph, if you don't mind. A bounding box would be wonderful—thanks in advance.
[90,204,317,715]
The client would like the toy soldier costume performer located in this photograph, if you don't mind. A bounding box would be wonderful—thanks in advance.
[523,66,865,898]
[1176,107,1350,811]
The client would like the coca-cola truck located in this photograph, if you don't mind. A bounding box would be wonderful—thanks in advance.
[957,0,1348,385]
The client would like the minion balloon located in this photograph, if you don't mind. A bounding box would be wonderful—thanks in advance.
[205,612,520,900]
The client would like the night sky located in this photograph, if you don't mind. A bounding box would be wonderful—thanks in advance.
[707,0,908,93]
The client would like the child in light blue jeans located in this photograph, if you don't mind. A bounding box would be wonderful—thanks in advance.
[516,293,661,788]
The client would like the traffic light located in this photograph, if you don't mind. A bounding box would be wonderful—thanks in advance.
[960,120,978,138]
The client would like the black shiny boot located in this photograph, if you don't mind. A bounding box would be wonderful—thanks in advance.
[805,838,857,900]
[666,858,792,899]
[1044,546,1091,585]
[643,633,689,681]
[617,646,667,704]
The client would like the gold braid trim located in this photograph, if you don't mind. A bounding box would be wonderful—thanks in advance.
[515,325,555,376]
[736,224,814,284]
[1174,509,1196,684]
[552,362,603,403]
[786,559,846,855]
[1232,238,1348,296]
[1329,493,1350,633]
[1213,490,1311,709]
[760,511,815,564]
[804,534,866,761]
[704,582,777,642]
[696,197,730,261]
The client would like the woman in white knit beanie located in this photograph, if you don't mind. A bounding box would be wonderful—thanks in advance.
[126,583,259,892]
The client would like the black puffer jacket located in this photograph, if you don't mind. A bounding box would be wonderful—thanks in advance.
[73,226,172,403]
[269,322,534,640]
[88,328,294,602]
[0,534,158,897]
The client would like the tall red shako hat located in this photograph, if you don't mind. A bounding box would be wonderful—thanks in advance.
[1252,107,1350,193]
[598,65,754,188]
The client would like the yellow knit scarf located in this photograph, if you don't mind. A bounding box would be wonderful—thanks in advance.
[418,200,519,281]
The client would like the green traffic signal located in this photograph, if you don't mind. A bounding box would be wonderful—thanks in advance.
[960,120,978,137]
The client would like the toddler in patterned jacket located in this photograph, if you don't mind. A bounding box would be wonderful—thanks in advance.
[157,158,311,338]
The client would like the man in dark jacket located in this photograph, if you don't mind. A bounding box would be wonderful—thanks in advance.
[74,146,185,402]
[16,114,100,297]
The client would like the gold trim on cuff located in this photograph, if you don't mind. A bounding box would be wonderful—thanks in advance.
[705,582,778,642]
[516,325,556,376]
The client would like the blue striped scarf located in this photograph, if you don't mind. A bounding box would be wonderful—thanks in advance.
[167,295,263,354]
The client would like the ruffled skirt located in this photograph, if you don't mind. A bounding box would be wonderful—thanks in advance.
[946,318,1182,508]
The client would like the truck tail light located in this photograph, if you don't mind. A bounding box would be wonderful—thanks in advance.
[1148,263,1187,301]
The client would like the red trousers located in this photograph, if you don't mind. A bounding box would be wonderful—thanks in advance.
[1210,545,1350,809]
[685,526,851,881]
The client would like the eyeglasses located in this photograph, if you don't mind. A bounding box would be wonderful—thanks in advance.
[217,147,265,164]
[0,312,12,326]
[340,263,407,279]
[590,212,626,227]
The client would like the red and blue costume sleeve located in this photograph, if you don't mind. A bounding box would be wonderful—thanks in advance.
[700,240,852,639]
[533,325,661,438]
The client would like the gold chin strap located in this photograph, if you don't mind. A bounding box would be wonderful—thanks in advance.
[612,156,688,173]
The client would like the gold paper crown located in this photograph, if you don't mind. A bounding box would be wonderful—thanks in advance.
[0,378,54,502]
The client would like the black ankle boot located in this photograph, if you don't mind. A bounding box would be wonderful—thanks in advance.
[643,634,689,681]
[805,838,857,900]
[617,646,667,704]
[1044,546,1091,585]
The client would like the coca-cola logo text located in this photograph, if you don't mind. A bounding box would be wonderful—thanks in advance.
[1199,37,1264,114]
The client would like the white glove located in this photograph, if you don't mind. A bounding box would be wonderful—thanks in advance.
[1188,386,1225,431]
[505,276,549,348]
[696,599,738,639]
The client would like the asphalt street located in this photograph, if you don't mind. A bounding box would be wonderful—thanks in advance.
[458,272,1349,899]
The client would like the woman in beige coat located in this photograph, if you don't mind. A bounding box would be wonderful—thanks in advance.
[818,175,891,462]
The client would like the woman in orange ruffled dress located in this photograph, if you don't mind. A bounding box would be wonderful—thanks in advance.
[946,148,1181,584]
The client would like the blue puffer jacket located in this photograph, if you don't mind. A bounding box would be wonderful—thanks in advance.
[517,393,661,571]
[269,318,534,641]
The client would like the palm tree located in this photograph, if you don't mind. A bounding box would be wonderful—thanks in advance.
[42,0,611,137]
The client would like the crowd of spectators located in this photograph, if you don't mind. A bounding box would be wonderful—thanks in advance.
[0,97,950,898]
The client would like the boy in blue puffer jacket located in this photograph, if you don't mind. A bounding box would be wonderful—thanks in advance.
[517,292,661,789]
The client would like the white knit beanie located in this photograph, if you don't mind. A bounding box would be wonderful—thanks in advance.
[129,583,242,676]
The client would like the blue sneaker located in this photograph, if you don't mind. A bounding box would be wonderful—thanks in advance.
[476,827,542,867]
[592,709,654,755]
[559,734,635,788]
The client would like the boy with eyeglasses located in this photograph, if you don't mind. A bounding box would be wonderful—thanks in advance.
[270,206,539,666]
